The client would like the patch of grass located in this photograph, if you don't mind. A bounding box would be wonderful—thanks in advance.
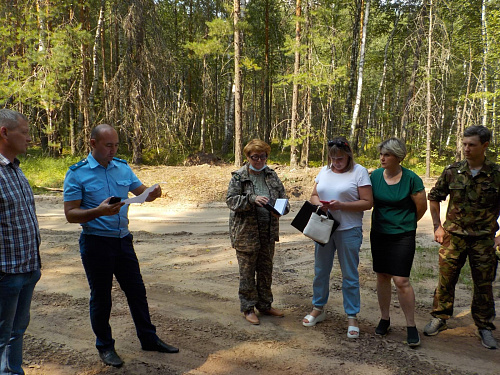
[412,245,439,282]
[412,245,472,289]
[19,153,81,194]
[458,261,473,288]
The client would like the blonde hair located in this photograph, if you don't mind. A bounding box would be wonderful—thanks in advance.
[243,139,271,158]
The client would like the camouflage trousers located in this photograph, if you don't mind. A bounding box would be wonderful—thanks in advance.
[235,227,275,313]
[431,232,497,330]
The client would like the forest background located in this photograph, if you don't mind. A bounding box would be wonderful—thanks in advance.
[2,0,500,186]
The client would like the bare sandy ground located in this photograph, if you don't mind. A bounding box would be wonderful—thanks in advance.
[22,195,500,375]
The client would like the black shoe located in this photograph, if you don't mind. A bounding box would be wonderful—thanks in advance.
[99,349,124,367]
[142,338,179,353]
[375,318,391,336]
[406,326,421,347]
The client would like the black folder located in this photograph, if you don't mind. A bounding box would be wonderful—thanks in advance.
[291,201,339,233]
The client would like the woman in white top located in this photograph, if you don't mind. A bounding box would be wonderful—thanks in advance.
[302,137,373,339]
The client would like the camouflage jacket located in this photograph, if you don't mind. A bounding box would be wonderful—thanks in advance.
[226,164,289,251]
[428,159,500,237]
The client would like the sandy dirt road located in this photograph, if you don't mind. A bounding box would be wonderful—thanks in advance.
[23,196,500,375]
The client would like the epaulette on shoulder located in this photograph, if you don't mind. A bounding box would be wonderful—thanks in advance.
[445,161,462,170]
[113,157,128,164]
[69,159,88,171]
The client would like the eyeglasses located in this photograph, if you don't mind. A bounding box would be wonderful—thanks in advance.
[328,139,350,149]
[249,154,268,161]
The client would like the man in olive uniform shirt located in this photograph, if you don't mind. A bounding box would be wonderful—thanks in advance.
[424,125,500,349]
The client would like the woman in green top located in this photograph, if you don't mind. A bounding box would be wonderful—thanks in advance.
[370,138,427,347]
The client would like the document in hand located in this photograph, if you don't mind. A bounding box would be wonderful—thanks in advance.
[264,198,288,216]
[123,184,159,204]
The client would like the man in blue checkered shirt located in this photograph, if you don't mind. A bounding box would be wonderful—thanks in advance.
[0,109,41,375]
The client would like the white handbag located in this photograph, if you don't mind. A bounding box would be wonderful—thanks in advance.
[303,208,335,245]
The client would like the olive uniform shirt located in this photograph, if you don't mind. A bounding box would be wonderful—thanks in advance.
[428,158,500,237]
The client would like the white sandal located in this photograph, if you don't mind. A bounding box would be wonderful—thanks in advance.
[303,307,326,327]
[347,315,360,338]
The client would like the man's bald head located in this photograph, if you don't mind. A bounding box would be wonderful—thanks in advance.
[90,124,116,142]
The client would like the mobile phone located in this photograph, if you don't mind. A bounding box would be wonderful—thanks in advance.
[320,200,330,204]
[109,196,121,204]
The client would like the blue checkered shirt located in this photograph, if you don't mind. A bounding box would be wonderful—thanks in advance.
[0,153,41,273]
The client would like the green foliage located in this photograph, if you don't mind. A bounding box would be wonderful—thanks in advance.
[19,150,81,194]
[141,145,189,165]
[240,56,262,71]
[0,0,498,170]
[184,18,231,57]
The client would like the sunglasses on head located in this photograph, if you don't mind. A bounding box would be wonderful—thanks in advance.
[328,139,350,149]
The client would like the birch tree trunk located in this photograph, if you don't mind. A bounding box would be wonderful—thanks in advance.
[300,0,312,167]
[367,13,398,132]
[78,41,90,153]
[457,44,473,161]
[290,0,301,168]
[481,0,488,127]
[401,9,424,139]
[127,1,146,164]
[89,2,105,126]
[234,0,243,167]
[100,0,109,121]
[425,0,433,178]
[344,0,362,129]
[493,77,497,145]
[263,0,271,144]
[350,0,370,148]
[222,73,234,155]
[36,0,49,153]
[199,54,207,152]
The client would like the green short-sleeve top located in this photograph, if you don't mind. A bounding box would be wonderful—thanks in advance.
[370,167,424,234]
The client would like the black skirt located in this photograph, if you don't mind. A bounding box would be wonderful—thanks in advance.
[370,230,416,277]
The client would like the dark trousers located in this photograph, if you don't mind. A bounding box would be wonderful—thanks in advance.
[79,233,157,352]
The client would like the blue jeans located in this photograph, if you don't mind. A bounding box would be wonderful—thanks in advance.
[0,269,41,375]
[80,234,158,352]
[312,227,362,316]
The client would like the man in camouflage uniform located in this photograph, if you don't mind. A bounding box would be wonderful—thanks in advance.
[424,125,500,349]
[226,139,289,325]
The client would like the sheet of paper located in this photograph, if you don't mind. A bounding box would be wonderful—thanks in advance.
[123,183,159,204]
[274,198,288,215]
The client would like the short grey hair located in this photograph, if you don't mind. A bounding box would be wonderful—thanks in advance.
[377,137,407,161]
[0,109,28,129]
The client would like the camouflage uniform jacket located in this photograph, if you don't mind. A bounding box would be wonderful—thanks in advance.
[226,164,290,251]
[428,158,500,237]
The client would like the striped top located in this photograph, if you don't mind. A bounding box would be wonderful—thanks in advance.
[0,153,41,273]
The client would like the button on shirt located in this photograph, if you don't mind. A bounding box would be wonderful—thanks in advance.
[0,154,41,274]
[63,153,142,238]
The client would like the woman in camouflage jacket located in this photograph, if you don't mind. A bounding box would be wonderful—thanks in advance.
[226,139,290,325]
